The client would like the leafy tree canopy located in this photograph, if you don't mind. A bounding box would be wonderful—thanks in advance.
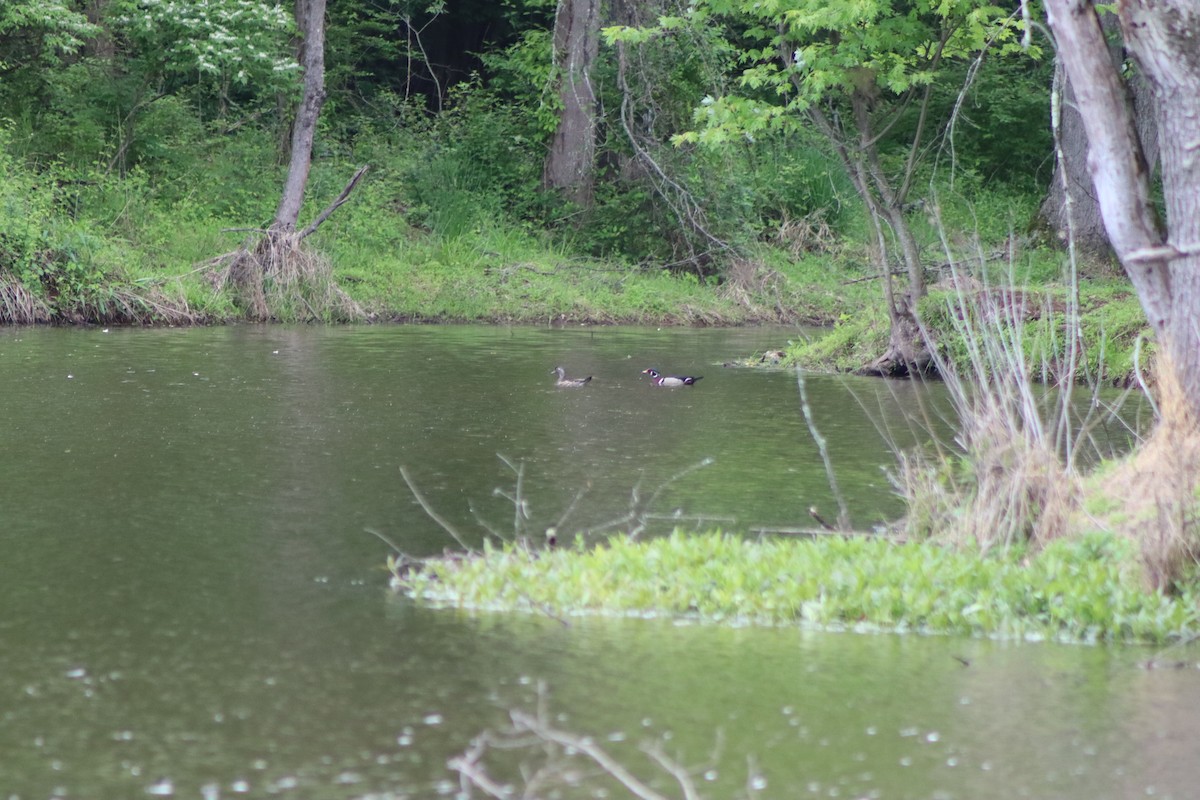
[606,0,1036,147]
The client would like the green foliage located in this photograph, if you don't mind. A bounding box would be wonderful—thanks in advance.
[477,28,559,137]
[790,304,891,370]
[921,57,1054,187]
[399,531,1199,644]
[909,276,1150,387]
[0,0,1086,334]
[0,131,149,319]
[615,0,1031,147]
[399,81,546,237]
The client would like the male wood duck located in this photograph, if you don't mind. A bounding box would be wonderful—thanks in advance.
[550,366,592,387]
[641,368,703,387]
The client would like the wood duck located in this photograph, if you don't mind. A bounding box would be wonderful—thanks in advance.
[550,366,592,387]
[641,368,703,387]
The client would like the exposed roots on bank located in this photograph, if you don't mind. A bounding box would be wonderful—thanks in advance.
[214,230,362,322]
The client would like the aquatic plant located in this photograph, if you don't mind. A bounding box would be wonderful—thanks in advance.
[393,530,1199,645]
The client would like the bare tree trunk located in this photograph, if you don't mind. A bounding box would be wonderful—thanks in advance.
[1040,59,1113,259]
[808,97,932,377]
[1044,0,1200,420]
[274,0,327,232]
[1038,12,1159,264]
[228,0,337,320]
[543,0,600,207]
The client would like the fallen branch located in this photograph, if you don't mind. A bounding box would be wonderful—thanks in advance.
[840,251,1007,285]
[447,687,729,800]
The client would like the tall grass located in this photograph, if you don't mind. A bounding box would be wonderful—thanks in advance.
[893,211,1197,590]
[896,265,1082,551]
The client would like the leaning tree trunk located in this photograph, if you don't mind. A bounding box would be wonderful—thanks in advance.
[807,92,933,378]
[273,0,326,233]
[1044,0,1200,422]
[229,0,328,319]
[1038,12,1159,265]
[543,0,601,207]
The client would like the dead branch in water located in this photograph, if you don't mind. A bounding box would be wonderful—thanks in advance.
[449,685,715,800]
[399,466,474,552]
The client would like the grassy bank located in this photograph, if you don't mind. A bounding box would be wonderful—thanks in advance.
[393,531,1199,646]
[0,149,866,326]
[0,139,1150,390]
[2,121,1146,372]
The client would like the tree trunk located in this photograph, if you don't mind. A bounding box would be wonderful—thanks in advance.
[273,0,327,232]
[1040,58,1113,259]
[228,0,329,319]
[83,0,115,59]
[809,95,932,377]
[1044,0,1200,420]
[1038,12,1159,265]
[543,0,600,207]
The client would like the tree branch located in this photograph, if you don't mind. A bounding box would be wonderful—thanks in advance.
[298,164,370,240]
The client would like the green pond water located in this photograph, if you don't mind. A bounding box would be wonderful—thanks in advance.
[1,324,1196,799]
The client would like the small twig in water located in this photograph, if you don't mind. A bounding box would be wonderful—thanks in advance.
[363,526,404,553]
[642,742,703,800]
[553,482,591,533]
[399,465,473,552]
[630,457,716,539]
[467,499,509,543]
[808,506,836,531]
[447,735,511,799]
[796,367,851,530]
[495,454,531,539]
[509,711,672,800]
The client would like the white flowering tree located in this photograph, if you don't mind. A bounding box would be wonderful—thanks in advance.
[116,0,295,106]
[0,0,99,65]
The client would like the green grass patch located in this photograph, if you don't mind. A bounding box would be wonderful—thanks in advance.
[782,273,1150,383]
[395,531,1200,644]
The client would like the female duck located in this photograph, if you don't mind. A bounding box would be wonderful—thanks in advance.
[551,366,592,387]
[641,368,702,387]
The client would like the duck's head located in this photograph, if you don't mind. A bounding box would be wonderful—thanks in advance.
[641,368,660,377]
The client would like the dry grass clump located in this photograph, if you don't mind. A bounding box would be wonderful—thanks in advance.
[896,257,1082,551]
[775,210,835,256]
[219,232,362,322]
[894,402,1077,552]
[1,273,200,325]
[1087,363,1200,591]
[898,245,1197,589]
[718,257,792,321]
[0,275,52,323]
